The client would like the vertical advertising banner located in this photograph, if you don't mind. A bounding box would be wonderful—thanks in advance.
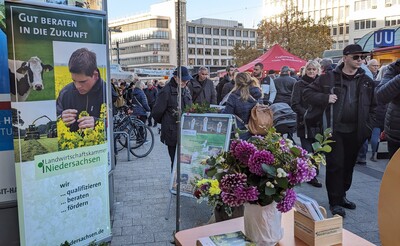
[0,0,17,205]
[6,2,111,245]
[170,113,233,197]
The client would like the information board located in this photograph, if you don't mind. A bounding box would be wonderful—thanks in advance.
[170,113,233,197]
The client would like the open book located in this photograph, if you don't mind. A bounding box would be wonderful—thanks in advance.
[196,231,255,246]
[295,193,325,221]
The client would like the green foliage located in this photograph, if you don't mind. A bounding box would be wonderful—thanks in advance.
[257,4,333,60]
[231,43,263,67]
[184,103,219,114]
[311,128,334,166]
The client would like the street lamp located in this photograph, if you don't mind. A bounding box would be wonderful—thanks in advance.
[108,26,122,63]
[112,41,125,65]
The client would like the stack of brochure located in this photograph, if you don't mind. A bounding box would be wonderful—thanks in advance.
[295,193,325,221]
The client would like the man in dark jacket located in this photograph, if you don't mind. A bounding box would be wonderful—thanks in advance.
[376,59,400,157]
[253,62,276,105]
[187,66,216,105]
[144,80,158,127]
[274,66,296,105]
[216,65,235,104]
[57,48,105,132]
[303,44,377,218]
[152,66,192,171]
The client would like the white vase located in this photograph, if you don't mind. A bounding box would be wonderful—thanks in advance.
[244,202,283,246]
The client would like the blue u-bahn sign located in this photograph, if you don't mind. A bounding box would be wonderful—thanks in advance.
[374,29,395,48]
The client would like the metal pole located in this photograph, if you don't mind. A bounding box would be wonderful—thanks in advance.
[176,0,182,234]
[116,41,120,65]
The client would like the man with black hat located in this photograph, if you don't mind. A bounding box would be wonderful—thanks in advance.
[303,44,377,218]
[152,66,193,171]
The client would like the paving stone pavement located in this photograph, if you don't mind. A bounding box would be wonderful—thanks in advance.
[110,128,386,245]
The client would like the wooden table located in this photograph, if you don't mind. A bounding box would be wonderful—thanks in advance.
[175,210,374,246]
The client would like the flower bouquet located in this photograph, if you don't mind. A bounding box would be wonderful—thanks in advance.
[194,127,333,214]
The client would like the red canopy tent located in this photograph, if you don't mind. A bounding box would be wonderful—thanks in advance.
[238,44,307,73]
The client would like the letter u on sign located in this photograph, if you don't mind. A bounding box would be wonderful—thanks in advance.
[374,29,395,48]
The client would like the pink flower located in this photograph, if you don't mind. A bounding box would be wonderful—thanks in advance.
[232,140,257,165]
[277,188,297,212]
[248,150,275,176]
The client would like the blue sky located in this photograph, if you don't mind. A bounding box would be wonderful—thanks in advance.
[107,0,264,28]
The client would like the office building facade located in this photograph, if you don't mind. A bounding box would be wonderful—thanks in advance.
[186,18,257,73]
[262,0,400,50]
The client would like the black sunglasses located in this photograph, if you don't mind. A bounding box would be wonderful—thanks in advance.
[350,55,367,60]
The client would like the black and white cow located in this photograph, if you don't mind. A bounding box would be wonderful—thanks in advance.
[9,56,53,102]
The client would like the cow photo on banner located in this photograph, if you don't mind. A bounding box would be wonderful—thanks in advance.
[6,1,111,246]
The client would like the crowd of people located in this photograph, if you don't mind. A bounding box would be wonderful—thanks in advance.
[109,44,400,218]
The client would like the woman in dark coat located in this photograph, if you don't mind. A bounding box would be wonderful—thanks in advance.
[291,60,322,187]
[131,81,150,123]
[222,72,262,140]
[152,67,193,171]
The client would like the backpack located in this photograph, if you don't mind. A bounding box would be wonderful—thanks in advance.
[247,103,274,135]
[269,103,297,134]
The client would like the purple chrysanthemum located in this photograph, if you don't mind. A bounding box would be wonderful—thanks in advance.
[220,173,247,192]
[279,138,290,152]
[232,140,257,165]
[248,150,275,176]
[229,140,240,153]
[220,173,259,207]
[296,146,308,157]
[277,188,297,212]
[288,158,317,185]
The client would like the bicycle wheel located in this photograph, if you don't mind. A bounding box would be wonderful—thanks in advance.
[129,125,154,158]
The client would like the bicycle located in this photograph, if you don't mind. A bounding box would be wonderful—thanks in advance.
[113,106,154,158]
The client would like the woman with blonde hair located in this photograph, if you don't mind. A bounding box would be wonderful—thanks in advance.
[222,72,262,140]
[291,59,322,187]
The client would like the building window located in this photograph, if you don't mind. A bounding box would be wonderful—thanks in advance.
[213,49,219,55]
[228,29,234,36]
[196,27,203,34]
[250,31,255,38]
[197,59,203,65]
[346,24,349,34]
[197,38,204,44]
[339,25,344,35]
[205,59,212,65]
[228,40,234,46]
[221,29,227,36]
[338,41,344,49]
[221,39,227,46]
[189,58,195,65]
[221,59,227,66]
[188,26,195,34]
[205,38,211,45]
[189,48,195,55]
[197,48,203,55]
[228,49,234,56]
[332,41,337,49]
[213,28,220,35]
[213,59,219,66]
[188,37,195,44]
[242,40,249,46]
[354,0,371,11]
[250,41,255,47]
[236,30,241,37]
[213,39,219,45]
[205,27,211,35]
[385,15,400,26]
[235,40,241,45]
[354,19,376,30]
[221,49,227,56]
[243,31,249,37]
[205,48,211,55]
